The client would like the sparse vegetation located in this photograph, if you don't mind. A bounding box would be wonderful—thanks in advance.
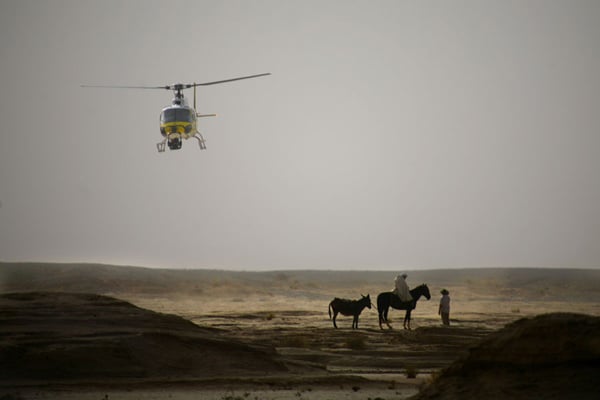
[405,365,418,378]
[427,369,442,384]
[344,335,367,350]
[220,395,245,400]
[0,394,26,400]
[220,393,250,400]
[282,336,309,348]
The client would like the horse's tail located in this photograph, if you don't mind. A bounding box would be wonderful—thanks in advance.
[328,301,332,319]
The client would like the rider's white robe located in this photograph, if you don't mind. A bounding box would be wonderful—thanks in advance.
[393,275,413,302]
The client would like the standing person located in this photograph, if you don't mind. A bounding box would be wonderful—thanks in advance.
[393,273,413,302]
[439,289,451,326]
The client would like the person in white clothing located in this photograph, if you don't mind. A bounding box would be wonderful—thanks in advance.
[393,273,413,302]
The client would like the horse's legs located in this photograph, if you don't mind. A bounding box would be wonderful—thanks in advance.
[378,306,386,329]
[353,315,358,329]
[404,310,412,330]
[332,311,338,328]
[384,307,392,329]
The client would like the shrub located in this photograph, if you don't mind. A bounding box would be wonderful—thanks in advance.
[405,366,418,379]
[283,336,309,348]
[345,336,367,350]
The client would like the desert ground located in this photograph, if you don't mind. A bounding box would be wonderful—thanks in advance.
[1,263,599,399]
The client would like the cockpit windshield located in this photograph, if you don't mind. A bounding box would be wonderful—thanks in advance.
[161,107,194,123]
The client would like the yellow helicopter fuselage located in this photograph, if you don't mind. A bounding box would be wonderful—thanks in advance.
[160,105,197,139]
[158,102,201,151]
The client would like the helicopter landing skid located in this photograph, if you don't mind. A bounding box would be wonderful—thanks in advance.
[156,139,166,152]
[194,132,207,150]
[156,135,205,152]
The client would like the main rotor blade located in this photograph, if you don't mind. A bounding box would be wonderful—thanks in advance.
[80,84,169,89]
[191,73,271,87]
[81,73,271,90]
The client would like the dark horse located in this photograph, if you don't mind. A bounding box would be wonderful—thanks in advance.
[328,294,371,329]
[377,284,431,330]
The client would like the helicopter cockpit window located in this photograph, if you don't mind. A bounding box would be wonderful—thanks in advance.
[161,108,194,123]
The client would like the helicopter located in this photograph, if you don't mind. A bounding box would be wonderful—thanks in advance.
[82,73,271,152]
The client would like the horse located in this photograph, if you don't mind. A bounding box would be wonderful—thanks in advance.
[328,294,372,329]
[377,284,431,330]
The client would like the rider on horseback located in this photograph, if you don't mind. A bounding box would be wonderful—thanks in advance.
[393,273,413,303]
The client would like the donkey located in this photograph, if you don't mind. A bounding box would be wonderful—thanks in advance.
[328,294,372,329]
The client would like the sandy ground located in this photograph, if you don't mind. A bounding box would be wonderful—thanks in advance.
[12,387,420,400]
[2,265,600,399]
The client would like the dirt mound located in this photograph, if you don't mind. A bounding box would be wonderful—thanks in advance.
[0,292,287,383]
[413,313,600,400]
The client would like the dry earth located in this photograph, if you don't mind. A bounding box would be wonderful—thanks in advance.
[1,263,599,399]
[412,313,600,400]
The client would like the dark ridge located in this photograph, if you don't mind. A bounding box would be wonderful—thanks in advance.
[0,292,287,383]
[412,313,600,400]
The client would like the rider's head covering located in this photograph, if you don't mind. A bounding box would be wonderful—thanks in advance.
[441,289,449,295]
[401,273,408,279]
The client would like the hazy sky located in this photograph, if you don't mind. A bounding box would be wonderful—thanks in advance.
[1,0,599,270]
